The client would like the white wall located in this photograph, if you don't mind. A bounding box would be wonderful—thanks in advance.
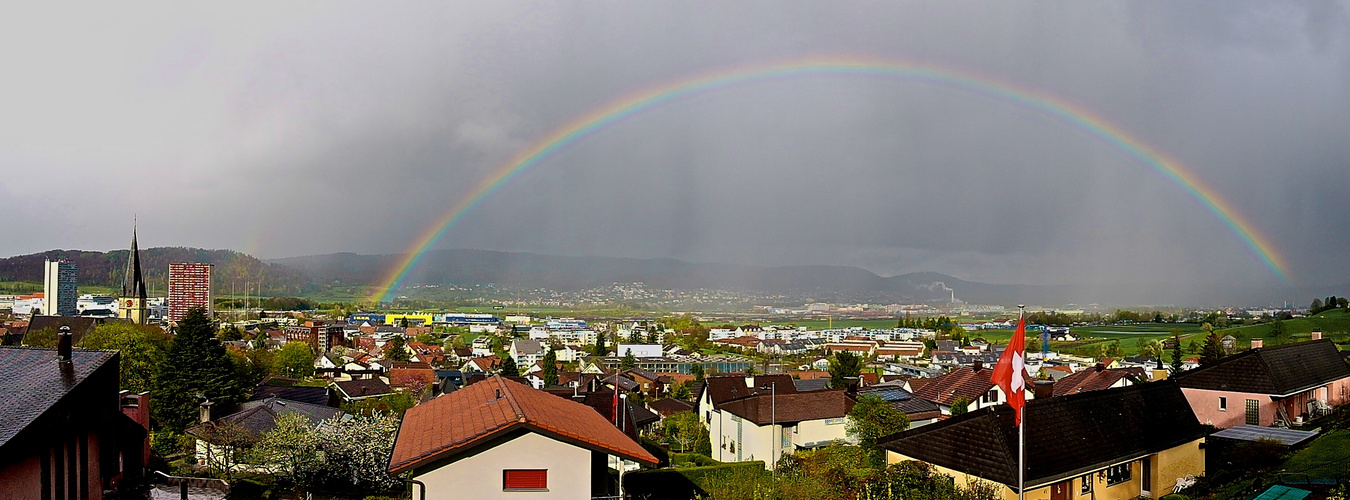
[413,432,593,500]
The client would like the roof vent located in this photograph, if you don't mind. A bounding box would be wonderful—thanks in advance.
[56,326,72,363]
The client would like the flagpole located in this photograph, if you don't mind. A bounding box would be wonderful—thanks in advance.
[1017,304,1025,500]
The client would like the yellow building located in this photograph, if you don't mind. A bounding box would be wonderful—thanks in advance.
[384,312,437,326]
[881,381,1205,500]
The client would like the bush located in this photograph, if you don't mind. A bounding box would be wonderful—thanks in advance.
[1160,495,1191,500]
[623,461,766,499]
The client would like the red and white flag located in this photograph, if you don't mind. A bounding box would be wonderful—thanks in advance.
[991,312,1027,426]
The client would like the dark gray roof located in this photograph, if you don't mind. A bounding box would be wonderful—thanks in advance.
[1176,339,1350,396]
[792,378,831,392]
[0,347,118,450]
[251,384,333,407]
[333,378,392,400]
[189,397,343,443]
[880,381,1206,490]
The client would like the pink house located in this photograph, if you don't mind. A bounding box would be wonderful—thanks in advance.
[1177,339,1350,428]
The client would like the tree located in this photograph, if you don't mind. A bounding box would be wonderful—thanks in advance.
[592,331,609,356]
[499,355,519,377]
[690,363,705,383]
[621,348,637,370]
[313,413,402,492]
[829,351,863,389]
[1103,340,1125,359]
[950,396,971,416]
[847,394,910,465]
[1199,332,1225,368]
[275,341,316,378]
[663,411,709,454]
[383,335,410,362]
[21,327,58,348]
[217,324,243,342]
[248,412,323,494]
[1311,298,1324,313]
[1187,339,1200,354]
[534,350,556,387]
[1338,297,1349,309]
[670,381,693,400]
[80,322,172,392]
[1170,329,1184,373]
[153,308,247,432]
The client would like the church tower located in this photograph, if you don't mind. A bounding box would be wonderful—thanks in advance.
[120,221,149,324]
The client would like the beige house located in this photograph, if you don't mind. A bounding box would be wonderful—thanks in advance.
[882,381,1206,500]
[389,376,658,499]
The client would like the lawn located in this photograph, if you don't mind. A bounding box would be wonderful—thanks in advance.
[1281,429,1350,480]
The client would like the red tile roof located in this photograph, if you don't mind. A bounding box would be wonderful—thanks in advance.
[389,375,658,474]
[1052,367,1144,396]
[910,366,996,406]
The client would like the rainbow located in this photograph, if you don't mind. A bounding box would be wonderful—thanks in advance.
[372,56,1290,302]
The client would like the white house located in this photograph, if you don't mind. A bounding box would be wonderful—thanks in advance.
[389,376,658,499]
[697,375,855,469]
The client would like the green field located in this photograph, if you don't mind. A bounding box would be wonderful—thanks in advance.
[1281,429,1350,479]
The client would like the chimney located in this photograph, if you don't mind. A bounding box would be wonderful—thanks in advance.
[1312,331,1323,340]
[1251,338,1264,349]
[1094,363,1105,373]
[1032,379,1054,399]
[56,326,72,363]
[972,360,984,372]
[199,400,213,423]
[845,376,859,396]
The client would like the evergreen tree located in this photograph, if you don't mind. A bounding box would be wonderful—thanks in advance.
[1170,330,1184,373]
[949,396,971,416]
[829,351,863,389]
[690,363,705,383]
[592,332,609,356]
[498,355,519,377]
[153,308,247,432]
[542,350,559,387]
[621,348,637,370]
[384,335,410,362]
[1199,332,1225,368]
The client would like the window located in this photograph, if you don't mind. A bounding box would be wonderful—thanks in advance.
[503,469,547,491]
[1245,399,1260,426]
[1080,474,1093,494]
[982,390,998,404]
[1219,397,1227,411]
[824,417,845,425]
[1106,463,1131,486]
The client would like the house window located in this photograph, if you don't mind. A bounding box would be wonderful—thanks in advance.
[982,390,998,404]
[1245,399,1260,426]
[1219,397,1227,411]
[503,469,547,491]
[1080,473,1093,494]
[1105,463,1131,486]
[824,417,845,425]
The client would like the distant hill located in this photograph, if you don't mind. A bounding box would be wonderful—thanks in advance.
[270,248,1070,304]
[0,247,310,296]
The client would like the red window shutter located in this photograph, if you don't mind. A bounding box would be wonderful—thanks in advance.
[503,469,548,490]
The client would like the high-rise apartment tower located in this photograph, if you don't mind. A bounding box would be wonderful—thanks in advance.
[168,263,212,323]
[43,259,78,316]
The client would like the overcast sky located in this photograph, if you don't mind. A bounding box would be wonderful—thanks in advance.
[2,1,1347,292]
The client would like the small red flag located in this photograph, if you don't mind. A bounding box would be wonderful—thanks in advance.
[991,313,1027,426]
[612,374,621,425]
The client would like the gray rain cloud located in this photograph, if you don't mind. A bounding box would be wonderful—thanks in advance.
[2,1,1348,300]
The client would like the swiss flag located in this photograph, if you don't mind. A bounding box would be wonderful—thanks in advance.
[991,313,1027,426]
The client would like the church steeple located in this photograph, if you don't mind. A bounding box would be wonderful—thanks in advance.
[121,219,148,324]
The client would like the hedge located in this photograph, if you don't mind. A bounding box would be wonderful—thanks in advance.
[623,461,766,499]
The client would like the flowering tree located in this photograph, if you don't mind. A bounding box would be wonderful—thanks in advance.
[248,412,323,492]
[316,413,402,491]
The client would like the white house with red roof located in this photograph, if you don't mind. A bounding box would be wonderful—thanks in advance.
[389,375,658,499]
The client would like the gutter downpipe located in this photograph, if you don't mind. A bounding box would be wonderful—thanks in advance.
[410,479,427,500]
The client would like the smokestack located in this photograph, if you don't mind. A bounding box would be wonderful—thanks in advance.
[1312,331,1322,340]
[1032,379,1054,399]
[972,360,984,372]
[199,400,213,423]
[56,326,72,363]
[1251,338,1263,349]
